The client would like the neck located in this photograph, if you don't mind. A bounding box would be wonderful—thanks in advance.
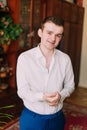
[39,44,55,69]
[39,44,54,58]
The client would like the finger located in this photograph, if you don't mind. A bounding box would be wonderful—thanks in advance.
[45,92,57,97]
[49,101,58,106]
[46,96,58,104]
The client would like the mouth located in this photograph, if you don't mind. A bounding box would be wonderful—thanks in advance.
[48,40,55,45]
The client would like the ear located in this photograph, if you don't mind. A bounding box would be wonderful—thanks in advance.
[38,29,42,38]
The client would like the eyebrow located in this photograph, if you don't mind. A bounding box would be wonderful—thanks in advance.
[56,33,64,36]
[46,30,64,36]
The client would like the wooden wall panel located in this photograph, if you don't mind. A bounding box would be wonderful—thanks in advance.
[7,0,20,23]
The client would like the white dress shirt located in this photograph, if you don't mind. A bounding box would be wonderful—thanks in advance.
[16,45,75,114]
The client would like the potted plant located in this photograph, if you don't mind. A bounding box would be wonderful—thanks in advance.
[0,105,14,129]
[0,14,23,53]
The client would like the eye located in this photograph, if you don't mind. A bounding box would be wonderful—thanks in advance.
[47,31,52,35]
[56,34,63,38]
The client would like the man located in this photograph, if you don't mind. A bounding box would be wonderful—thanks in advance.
[16,16,75,130]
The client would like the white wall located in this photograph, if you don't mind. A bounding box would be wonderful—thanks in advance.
[79,0,87,88]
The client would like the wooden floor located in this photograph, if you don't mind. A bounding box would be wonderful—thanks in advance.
[0,86,87,127]
[65,86,87,107]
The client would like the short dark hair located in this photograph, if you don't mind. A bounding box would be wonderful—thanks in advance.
[41,16,64,29]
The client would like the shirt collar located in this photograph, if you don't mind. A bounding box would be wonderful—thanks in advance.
[35,45,44,59]
[35,44,58,59]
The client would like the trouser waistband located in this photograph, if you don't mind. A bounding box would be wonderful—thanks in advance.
[23,106,62,119]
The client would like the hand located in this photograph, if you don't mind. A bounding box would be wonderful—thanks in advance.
[43,92,61,106]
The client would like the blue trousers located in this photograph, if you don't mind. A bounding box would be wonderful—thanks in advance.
[20,107,65,130]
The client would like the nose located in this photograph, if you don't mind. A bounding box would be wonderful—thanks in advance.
[51,34,56,41]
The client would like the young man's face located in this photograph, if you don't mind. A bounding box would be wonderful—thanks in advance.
[38,22,64,50]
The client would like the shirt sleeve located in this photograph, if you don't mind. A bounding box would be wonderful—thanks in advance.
[16,54,44,103]
[59,55,75,102]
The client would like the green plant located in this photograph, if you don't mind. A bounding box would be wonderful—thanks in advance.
[0,15,23,45]
[0,105,14,129]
